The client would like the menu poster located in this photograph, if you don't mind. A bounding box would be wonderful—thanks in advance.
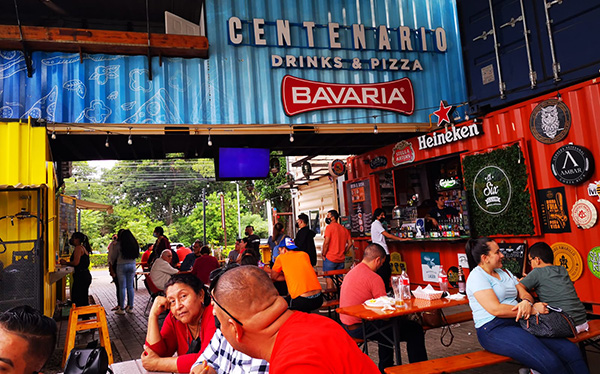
[345,179,373,237]
[498,242,527,278]
[537,187,571,233]
[421,252,441,283]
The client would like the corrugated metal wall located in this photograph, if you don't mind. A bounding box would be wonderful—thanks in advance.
[349,77,600,305]
[0,0,467,126]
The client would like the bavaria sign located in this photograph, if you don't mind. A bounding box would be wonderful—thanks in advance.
[281,75,414,116]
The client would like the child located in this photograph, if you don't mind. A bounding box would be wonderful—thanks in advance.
[520,242,588,333]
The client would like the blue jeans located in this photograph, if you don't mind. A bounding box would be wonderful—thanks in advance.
[322,258,344,277]
[117,262,136,308]
[476,317,589,374]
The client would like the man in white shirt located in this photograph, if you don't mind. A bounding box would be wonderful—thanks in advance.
[371,208,406,291]
[149,249,179,290]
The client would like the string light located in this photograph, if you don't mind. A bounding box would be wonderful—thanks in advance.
[207,128,213,146]
[105,133,110,148]
[557,91,562,102]
[373,125,378,134]
[127,127,133,145]
[289,126,294,143]
[51,131,56,140]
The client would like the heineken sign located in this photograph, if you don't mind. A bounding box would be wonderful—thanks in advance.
[473,166,512,215]
[417,123,483,150]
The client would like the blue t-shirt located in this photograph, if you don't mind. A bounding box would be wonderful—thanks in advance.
[466,266,519,328]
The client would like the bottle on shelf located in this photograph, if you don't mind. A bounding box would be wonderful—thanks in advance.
[457,265,466,294]
[401,269,411,299]
[438,265,449,293]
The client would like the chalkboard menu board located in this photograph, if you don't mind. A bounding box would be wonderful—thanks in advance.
[498,242,528,278]
[345,178,373,237]
[59,195,77,256]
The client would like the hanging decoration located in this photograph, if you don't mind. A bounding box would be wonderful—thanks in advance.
[270,158,280,176]
[550,144,595,185]
[551,242,583,282]
[529,99,571,144]
[286,172,295,186]
[328,159,346,178]
[571,199,597,229]
[536,187,571,233]
[588,246,600,280]
[301,161,312,179]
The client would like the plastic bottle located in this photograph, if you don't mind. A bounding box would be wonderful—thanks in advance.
[438,265,449,293]
[401,269,411,299]
[457,266,466,294]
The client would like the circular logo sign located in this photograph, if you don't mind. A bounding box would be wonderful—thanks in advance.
[551,242,583,282]
[551,144,595,185]
[329,159,346,177]
[472,166,512,215]
[588,246,600,280]
[571,199,598,229]
[529,99,571,144]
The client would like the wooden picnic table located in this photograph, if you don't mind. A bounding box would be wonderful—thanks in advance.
[337,295,469,365]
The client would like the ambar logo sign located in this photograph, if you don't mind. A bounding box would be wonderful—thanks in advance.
[473,166,512,215]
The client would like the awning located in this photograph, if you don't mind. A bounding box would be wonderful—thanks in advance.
[61,194,113,214]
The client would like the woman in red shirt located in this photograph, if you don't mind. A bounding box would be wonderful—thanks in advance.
[141,274,216,373]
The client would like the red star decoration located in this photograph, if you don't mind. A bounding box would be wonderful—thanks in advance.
[433,100,453,127]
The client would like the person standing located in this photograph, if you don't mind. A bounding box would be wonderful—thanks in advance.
[371,208,407,291]
[181,240,203,271]
[425,194,459,228]
[244,225,261,253]
[148,227,176,268]
[60,232,92,307]
[110,229,140,315]
[322,209,352,290]
[268,222,287,263]
[107,234,121,311]
[340,243,427,372]
[294,213,317,266]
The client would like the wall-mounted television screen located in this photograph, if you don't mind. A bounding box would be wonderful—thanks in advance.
[215,147,270,181]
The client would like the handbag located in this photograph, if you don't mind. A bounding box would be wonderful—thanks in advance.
[519,305,577,338]
[64,346,112,374]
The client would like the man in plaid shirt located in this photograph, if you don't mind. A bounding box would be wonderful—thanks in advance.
[191,329,270,374]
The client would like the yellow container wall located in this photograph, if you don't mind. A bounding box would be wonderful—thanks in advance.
[0,120,58,317]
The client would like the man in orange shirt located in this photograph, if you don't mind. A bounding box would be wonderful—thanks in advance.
[322,209,352,289]
[271,238,323,312]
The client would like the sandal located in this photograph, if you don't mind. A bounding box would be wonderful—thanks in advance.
[111,306,120,311]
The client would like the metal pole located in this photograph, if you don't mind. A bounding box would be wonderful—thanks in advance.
[519,0,536,88]
[543,0,561,82]
[235,182,241,239]
[77,190,81,232]
[202,188,207,245]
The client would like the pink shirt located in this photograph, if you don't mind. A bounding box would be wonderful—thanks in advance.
[339,262,386,326]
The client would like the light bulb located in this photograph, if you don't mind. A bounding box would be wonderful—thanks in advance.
[289,133,294,142]
[51,131,56,139]
[465,114,470,121]
[374,125,378,134]
[208,137,213,146]
[105,140,109,147]
[127,135,133,145]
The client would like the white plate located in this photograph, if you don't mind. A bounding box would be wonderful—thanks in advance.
[363,297,395,308]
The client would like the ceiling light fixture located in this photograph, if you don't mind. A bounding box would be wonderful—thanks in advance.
[127,127,133,145]
[373,125,378,134]
[207,128,213,146]
[105,133,110,148]
[289,126,294,143]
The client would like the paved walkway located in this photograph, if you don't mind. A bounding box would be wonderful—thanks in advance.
[46,269,599,374]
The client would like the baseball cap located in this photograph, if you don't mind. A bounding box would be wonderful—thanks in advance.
[282,237,298,249]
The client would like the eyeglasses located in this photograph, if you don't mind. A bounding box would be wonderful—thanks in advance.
[208,264,243,326]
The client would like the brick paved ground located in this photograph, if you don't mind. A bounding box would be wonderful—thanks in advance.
[45,269,599,373]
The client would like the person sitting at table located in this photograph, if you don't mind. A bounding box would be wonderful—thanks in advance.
[0,305,57,374]
[227,239,242,264]
[465,237,589,374]
[191,246,219,285]
[191,329,270,374]
[211,265,379,373]
[176,244,192,265]
[340,243,427,373]
[142,273,216,373]
[271,238,323,312]
[181,240,203,272]
[149,249,179,291]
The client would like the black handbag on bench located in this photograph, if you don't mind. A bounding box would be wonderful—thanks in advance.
[519,305,577,338]
[64,345,112,374]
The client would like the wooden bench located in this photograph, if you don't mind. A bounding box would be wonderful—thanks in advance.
[320,298,340,320]
[385,318,600,374]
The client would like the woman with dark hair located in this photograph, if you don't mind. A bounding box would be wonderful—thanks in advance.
[60,232,92,307]
[267,222,287,262]
[109,229,140,315]
[465,237,589,374]
[141,273,216,373]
